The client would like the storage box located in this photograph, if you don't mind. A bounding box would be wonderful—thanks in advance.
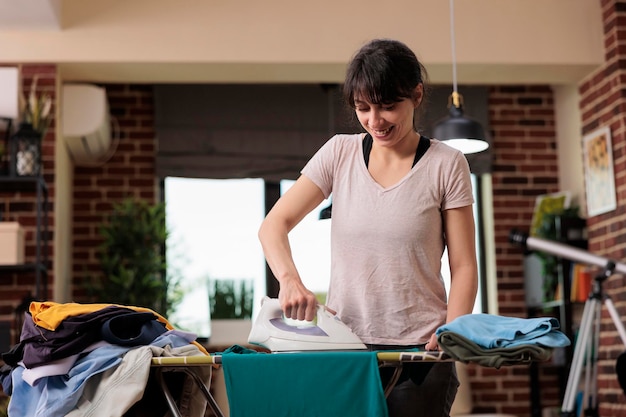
[0,222,25,265]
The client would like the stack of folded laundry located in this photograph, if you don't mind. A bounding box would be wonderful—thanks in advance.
[436,313,572,368]
[0,301,209,417]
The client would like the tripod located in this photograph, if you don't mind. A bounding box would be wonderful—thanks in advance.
[561,262,626,417]
[508,231,626,417]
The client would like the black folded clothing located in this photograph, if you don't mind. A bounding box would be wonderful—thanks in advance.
[101,312,167,346]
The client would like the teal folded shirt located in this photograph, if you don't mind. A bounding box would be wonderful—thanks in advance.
[221,346,388,417]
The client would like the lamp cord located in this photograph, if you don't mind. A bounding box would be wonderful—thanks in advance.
[449,0,458,95]
[447,0,463,109]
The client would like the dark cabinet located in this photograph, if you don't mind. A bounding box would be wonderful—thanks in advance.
[0,176,49,299]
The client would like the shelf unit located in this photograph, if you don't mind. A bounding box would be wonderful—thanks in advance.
[525,215,587,417]
[0,176,49,299]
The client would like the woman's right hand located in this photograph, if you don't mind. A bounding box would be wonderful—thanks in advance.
[278,282,318,322]
[258,175,325,323]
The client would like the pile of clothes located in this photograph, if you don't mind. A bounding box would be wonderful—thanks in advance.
[436,313,572,368]
[1,301,210,417]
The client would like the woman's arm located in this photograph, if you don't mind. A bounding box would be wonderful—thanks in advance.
[258,175,326,321]
[444,205,479,321]
[425,205,479,350]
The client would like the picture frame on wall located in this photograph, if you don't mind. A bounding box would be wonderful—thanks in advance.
[583,126,617,217]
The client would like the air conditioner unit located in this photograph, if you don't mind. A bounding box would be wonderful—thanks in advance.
[62,84,112,165]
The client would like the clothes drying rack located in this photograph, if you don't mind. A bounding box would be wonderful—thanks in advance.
[150,350,452,417]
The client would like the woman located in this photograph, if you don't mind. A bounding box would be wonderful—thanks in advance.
[258,38,478,416]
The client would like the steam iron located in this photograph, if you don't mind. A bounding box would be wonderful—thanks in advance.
[247,297,367,352]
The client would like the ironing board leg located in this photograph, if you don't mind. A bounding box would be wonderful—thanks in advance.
[154,367,225,417]
[381,363,404,398]
[154,368,184,417]
[182,368,226,417]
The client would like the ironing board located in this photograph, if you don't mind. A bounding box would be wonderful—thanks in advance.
[150,351,452,417]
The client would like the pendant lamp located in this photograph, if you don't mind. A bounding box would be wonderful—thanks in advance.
[433,0,489,155]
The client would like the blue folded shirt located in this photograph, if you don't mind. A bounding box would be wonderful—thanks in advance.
[436,314,571,348]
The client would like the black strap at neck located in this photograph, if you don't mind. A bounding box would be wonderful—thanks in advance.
[363,133,430,168]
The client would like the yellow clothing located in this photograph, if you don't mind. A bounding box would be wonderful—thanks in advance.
[28,301,208,355]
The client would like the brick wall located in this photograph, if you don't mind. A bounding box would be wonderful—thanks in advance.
[71,84,157,301]
[0,64,56,344]
[468,86,562,416]
[577,1,626,415]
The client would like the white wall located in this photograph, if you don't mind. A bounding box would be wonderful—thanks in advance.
[554,85,586,215]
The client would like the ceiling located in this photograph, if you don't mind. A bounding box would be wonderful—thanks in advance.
[0,0,605,85]
[0,0,61,29]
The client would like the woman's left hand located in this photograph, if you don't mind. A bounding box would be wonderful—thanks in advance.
[425,333,439,351]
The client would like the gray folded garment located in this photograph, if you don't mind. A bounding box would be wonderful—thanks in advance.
[437,331,553,368]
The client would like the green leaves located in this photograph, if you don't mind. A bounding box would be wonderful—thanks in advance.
[534,207,581,303]
[209,279,254,319]
[20,75,52,136]
[89,198,172,314]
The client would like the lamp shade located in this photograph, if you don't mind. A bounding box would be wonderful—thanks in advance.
[433,104,489,154]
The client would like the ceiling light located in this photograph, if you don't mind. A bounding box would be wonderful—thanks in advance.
[432,0,489,155]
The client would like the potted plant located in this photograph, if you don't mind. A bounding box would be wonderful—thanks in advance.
[87,198,179,316]
[9,75,52,177]
[209,279,253,319]
[19,75,52,135]
[208,278,254,346]
[534,206,582,303]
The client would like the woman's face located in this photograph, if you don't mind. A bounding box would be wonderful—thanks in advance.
[353,85,423,148]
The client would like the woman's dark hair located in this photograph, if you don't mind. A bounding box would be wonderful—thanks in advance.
[343,39,428,109]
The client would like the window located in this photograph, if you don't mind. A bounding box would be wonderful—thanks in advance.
[280,180,332,301]
[165,177,266,339]
[441,174,484,314]
[164,177,331,339]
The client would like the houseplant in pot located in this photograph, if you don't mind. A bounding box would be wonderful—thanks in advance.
[10,75,52,177]
[534,206,582,303]
[208,278,253,346]
[87,198,180,316]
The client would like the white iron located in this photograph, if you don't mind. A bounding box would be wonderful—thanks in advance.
[247,297,367,352]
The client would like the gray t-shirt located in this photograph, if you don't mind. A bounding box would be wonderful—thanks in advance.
[301,133,474,345]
